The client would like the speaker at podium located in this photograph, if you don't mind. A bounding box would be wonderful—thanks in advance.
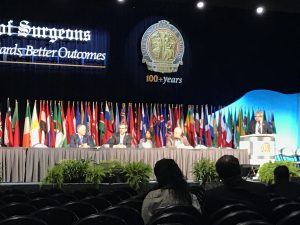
[239,134,276,166]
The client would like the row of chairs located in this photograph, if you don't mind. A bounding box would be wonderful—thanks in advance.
[0,187,144,225]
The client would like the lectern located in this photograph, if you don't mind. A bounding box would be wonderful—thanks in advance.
[239,134,276,165]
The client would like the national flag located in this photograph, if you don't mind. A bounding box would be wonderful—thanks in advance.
[4,98,13,147]
[103,102,113,144]
[179,105,185,132]
[153,104,161,147]
[120,103,127,125]
[75,102,81,128]
[22,100,31,147]
[225,112,233,148]
[66,101,74,144]
[217,110,223,147]
[48,101,56,147]
[71,102,76,135]
[61,102,67,147]
[141,103,146,140]
[194,106,200,145]
[185,105,195,146]
[128,103,137,146]
[91,102,98,145]
[115,103,120,132]
[39,100,47,145]
[87,102,92,136]
[136,103,141,143]
[109,102,115,133]
[76,102,81,128]
[199,105,204,141]
[99,102,105,145]
[202,105,212,147]
[212,111,218,147]
[80,101,85,124]
[12,100,20,147]
[83,102,90,134]
[0,109,3,146]
[30,100,40,147]
[173,104,180,129]
[55,101,64,147]
[235,108,245,147]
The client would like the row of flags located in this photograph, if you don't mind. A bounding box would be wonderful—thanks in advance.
[0,98,276,148]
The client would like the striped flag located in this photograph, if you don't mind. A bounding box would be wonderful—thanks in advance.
[12,100,20,147]
[30,100,40,147]
[4,98,13,147]
[22,100,31,147]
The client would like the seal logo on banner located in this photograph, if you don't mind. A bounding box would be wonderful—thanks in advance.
[141,20,184,74]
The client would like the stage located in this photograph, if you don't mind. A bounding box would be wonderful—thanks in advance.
[0,147,249,182]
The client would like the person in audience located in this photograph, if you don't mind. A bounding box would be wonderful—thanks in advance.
[139,128,156,148]
[166,126,191,147]
[268,165,300,200]
[202,155,271,221]
[109,122,133,148]
[247,111,272,134]
[70,124,95,148]
[142,158,201,224]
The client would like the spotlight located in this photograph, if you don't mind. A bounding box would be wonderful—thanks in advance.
[117,0,125,3]
[256,6,265,15]
[196,1,205,9]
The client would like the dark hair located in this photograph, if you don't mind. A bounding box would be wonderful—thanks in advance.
[154,158,192,205]
[274,165,290,182]
[216,155,241,180]
[146,128,156,147]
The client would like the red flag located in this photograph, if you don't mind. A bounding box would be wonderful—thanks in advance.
[136,103,141,143]
[128,104,137,146]
[0,110,3,146]
[102,102,113,144]
[217,110,223,147]
[66,101,74,144]
[4,98,13,147]
[92,102,99,146]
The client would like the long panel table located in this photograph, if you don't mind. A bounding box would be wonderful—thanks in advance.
[0,147,249,182]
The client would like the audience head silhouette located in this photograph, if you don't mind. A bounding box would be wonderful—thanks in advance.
[215,155,241,180]
[154,158,192,204]
[274,165,290,183]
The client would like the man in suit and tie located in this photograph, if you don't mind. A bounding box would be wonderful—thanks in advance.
[70,124,95,148]
[109,123,133,148]
[247,111,273,135]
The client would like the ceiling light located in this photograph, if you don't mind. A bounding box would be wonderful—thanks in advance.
[256,6,265,15]
[196,1,205,9]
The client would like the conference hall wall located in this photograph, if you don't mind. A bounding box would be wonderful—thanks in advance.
[0,1,299,147]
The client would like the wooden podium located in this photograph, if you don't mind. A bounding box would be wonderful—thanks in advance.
[239,134,276,165]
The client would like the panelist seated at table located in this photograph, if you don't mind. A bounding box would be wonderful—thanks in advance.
[139,128,156,148]
[166,126,191,148]
[247,110,273,135]
[70,124,95,148]
[109,123,133,148]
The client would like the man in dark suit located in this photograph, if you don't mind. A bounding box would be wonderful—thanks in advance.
[70,124,95,148]
[109,123,132,148]
[247,111,273,134]
[268,165,300,200]
[202,155,271,221]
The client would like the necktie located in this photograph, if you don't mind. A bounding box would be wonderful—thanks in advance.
[258,123,261,134]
